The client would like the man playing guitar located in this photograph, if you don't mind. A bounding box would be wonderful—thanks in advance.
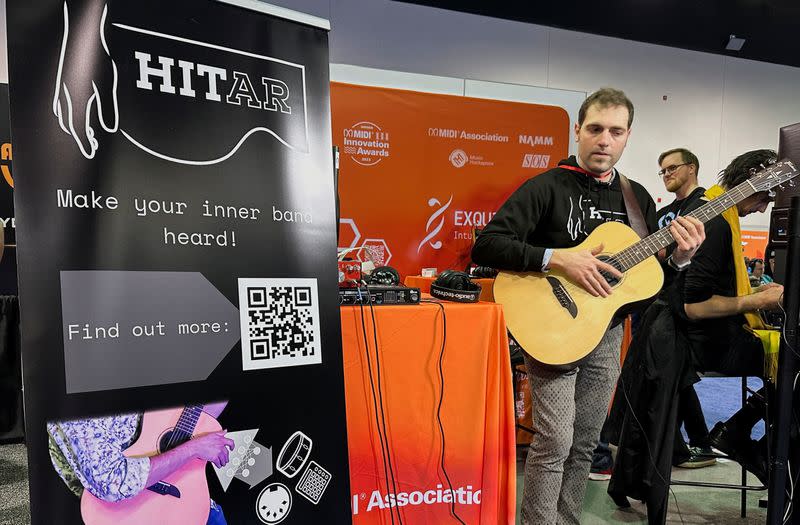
[472,87,705,524]
[48,401,234,525]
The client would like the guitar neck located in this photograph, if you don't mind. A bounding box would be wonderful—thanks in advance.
[167,404,203,448]
[609,182,757,272]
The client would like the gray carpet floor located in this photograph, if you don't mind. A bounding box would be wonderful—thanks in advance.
[0,441,774,524]
[0,443,29,525]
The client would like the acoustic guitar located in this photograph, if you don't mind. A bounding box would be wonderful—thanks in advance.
[80,405,221,525]
[494,159,798,368]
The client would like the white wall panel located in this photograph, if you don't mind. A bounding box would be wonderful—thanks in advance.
[329,0,550,87]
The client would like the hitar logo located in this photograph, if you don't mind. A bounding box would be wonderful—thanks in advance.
[52,3,308,164]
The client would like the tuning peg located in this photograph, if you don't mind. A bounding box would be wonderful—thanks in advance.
[777,184,785,191]
[789,179,797,188]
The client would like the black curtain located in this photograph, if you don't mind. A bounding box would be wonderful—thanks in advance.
[0,295,22,442]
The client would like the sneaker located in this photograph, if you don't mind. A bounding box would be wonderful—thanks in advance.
[674,446,717,469]
[589,444,613,481]
[589,467,612,481]
[708,422,739,457]
[708,422,768,484]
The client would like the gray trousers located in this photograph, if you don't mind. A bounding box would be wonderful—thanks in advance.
[521,324,623,525]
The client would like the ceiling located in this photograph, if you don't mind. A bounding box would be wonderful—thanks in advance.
[395,0,800,69]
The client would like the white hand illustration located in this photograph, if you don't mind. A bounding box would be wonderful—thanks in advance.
[52,1,119,159]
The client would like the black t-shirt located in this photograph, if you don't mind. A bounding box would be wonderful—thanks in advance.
[656,187,707,234]
[681,215,749,371]
[656,187,706,293]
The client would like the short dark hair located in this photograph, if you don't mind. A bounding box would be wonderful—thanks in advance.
[578,88,634,129]
[658,148,700,175]
[718,149,778,189]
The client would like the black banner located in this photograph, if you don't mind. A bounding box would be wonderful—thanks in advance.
[0,83,17,297]
[7,1,350,523]
[0,84,12,248]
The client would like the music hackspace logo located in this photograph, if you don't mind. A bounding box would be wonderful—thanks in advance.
[449,149,468,168]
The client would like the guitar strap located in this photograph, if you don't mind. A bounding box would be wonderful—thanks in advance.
[618,174,649,239]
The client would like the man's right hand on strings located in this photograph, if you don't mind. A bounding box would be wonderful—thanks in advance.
[548,243,623,298]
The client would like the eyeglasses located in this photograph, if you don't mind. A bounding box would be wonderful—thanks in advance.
[658,163,689,177]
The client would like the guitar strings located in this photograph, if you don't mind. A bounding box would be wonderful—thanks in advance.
[165,405,201,451]
[610,183,755,272]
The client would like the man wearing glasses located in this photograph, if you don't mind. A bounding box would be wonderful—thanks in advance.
[591,148,714,482]
[654,149,716,470]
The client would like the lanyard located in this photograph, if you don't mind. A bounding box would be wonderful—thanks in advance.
[559,163,613,181]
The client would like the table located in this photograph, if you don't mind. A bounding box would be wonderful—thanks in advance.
[341,300,515,524]
[404,275,496,302]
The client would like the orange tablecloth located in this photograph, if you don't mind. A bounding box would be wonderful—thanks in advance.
[403,275,496,302]
[341,301,516,524]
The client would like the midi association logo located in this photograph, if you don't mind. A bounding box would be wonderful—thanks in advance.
[53,2,308,164]
[351,484,482,515]
[417,195,452,254]
[343,121,391,166]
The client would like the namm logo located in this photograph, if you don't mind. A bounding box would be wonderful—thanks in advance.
[53,3,308,164]
[522,154,550,169]
[519,134,554,146]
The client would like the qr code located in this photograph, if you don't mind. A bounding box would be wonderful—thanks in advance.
[238,278,322,371]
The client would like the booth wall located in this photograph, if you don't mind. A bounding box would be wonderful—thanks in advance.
[3,0,800,228]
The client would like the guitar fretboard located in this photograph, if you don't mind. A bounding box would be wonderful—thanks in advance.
[608,182,756,272]
[166,404,203,449]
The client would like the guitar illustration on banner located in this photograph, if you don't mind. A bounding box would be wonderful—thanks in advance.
[494,159,799,368]
[79,405,223,525]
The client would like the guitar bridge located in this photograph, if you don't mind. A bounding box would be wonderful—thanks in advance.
[147,481,181,498]
[546,276,578,319]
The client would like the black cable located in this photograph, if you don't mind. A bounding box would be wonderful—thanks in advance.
[616,358,687,525]
[357,296,397,525]
[778,295,800,360]
[364,283,404,525]
[775,294,800,523]
[422,299,467,525]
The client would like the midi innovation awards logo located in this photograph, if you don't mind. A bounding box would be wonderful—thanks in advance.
[343,121,390,166]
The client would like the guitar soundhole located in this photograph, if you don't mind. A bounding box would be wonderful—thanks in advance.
[158,430,189,453]
[596,255,622,287]
[158,431,175,453]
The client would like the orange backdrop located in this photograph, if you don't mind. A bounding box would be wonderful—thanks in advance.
[741,229,769,259]
[341,301,516,524]
[332,82,570,279]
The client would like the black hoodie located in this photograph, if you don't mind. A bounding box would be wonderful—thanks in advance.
[472,156,657,271]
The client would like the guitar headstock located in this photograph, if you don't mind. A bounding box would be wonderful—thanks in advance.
[750,159,799,193]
